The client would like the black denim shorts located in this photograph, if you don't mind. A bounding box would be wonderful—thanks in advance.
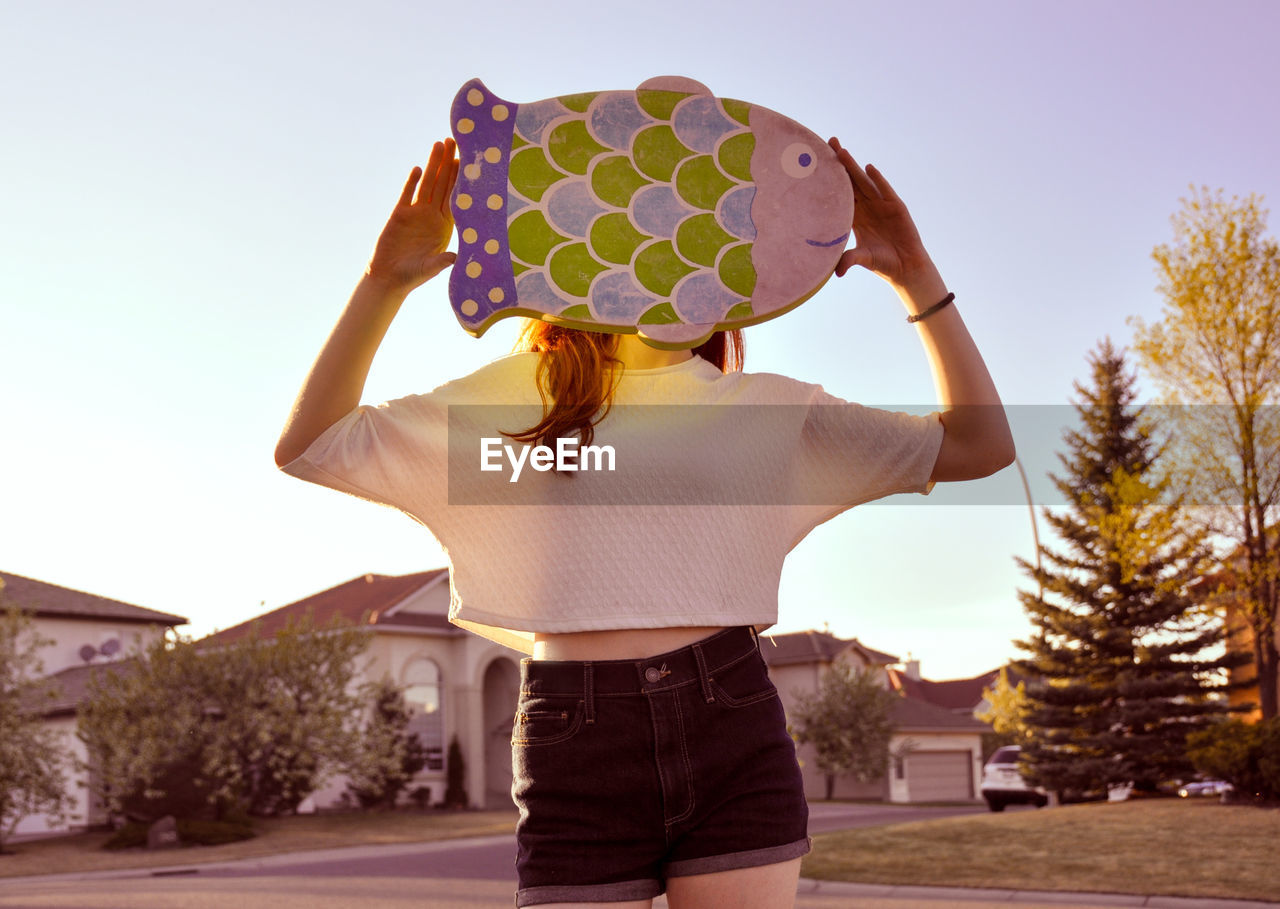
[511,626,811,907]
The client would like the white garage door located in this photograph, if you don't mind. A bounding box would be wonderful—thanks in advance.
[906,750,973,801]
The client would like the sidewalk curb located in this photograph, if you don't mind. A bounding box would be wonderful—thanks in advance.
[798,878,1279,908]
[0,833,513,887]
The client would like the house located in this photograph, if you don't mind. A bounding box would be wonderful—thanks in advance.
[761,630,988,803]
[1,570,188,836]
[1221,597,1277,722]
[1193,549,1278,722]
[202,590,994,808]
[202,581,995,809]
[9,565,998,835]
[198,569,522,812]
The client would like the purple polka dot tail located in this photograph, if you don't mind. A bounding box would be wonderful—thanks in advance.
[449,78,519,334]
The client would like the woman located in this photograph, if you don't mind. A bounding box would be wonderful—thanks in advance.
[275,136,1013,909]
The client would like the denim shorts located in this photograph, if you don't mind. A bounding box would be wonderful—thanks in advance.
[511,626,811,907]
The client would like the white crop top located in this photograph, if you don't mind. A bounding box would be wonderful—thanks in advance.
[282,352,943,652]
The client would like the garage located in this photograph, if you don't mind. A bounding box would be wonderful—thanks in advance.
[905,750,974,801]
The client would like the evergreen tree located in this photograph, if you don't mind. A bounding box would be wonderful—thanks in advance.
[442,735,468,809]
[1015,340,1239,794]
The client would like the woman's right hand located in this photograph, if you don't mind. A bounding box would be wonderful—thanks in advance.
[366,138,460,292]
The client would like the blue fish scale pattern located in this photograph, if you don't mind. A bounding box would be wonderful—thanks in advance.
[449,78,758,336]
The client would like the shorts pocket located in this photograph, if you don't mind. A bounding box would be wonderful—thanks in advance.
[512,697,586,747]
[707,652,779,708]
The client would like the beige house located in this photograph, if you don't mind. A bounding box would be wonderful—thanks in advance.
[11,567,993,838]
[204,577,993,810]
[200,569,522,812]
[762,630,987,803]
[2,571,188,836]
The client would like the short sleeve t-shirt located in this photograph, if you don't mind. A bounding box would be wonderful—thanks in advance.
[282,352,943,652]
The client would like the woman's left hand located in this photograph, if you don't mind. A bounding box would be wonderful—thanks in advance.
[829,137,940,293]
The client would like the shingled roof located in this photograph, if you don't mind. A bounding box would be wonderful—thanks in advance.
[0,571,187,626]
[887,665,1033,714]
[760,629,899,668]
[22,661,139,718]
[892,693,987,731]
[199,569,452,646]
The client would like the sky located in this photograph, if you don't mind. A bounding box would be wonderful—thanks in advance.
[3,0,1278,680]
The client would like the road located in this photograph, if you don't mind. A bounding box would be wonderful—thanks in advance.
[5,803,1260,909]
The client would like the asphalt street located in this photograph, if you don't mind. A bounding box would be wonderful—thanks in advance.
[1,803,1272,909]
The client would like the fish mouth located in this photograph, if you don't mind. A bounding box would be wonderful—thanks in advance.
[805,232,850,248]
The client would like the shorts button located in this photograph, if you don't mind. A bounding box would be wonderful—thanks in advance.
[644,667,662,683]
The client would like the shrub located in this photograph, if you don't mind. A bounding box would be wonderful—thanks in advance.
[178,818,256,846]
[103,817,256,850]
[1186,717,1280,803]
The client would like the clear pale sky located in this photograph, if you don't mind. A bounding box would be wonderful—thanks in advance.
[3,0,1277,680]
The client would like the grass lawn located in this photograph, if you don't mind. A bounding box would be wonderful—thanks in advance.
[0,809,518,880]
[804,798,1280,903]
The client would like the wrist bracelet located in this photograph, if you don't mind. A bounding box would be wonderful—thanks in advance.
[906,292,955,323]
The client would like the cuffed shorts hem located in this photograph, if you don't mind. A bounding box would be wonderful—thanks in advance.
[665,835,813,878]
[516,878,663,907]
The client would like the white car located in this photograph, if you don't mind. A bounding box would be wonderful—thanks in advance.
[980,745,1049,811]
[1177,780,1233,798]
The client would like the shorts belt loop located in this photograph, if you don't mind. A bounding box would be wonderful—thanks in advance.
[583,662,595,724]
[692,643,715,703]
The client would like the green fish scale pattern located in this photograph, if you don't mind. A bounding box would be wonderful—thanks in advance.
[507,90,757,324]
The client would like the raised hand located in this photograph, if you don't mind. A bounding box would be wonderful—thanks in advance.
[828,137,940,293]
[366,138,460,292]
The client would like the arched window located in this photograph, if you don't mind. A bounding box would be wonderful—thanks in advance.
[402,657,444,771]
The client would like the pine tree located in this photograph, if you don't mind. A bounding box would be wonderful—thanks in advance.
[1015,340,1239,795]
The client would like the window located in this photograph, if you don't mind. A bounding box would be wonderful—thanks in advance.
[403,657,444,771]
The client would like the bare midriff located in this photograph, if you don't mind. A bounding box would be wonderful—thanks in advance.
[531,626,727,662]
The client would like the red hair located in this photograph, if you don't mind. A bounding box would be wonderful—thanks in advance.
[508,322,744,449]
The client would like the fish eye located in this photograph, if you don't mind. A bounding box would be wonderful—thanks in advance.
[781,142,816,179]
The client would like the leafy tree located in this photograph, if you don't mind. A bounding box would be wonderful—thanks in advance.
[1130,188,1280,718]
[0,601,70,853]
[345,678,428,810]
[1016,340,1240,794]
[976,667,1034,751]
[197,617,373,816]
[789,660,899,799]
[78,614,374,821]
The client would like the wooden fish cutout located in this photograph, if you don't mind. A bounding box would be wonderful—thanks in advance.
[448,76,854,348]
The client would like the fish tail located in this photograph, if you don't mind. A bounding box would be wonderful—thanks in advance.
[450,78,518,334]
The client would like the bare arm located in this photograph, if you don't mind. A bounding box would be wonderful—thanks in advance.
[274,139,459,468]
[830,138,1015,482]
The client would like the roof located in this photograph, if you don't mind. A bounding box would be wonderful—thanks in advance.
[0,571,187,626]
[887,665,1034,713]
[199,569,452,645]
[892,693,987,732]
[22,660,139,718]
[760,630,899,668]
